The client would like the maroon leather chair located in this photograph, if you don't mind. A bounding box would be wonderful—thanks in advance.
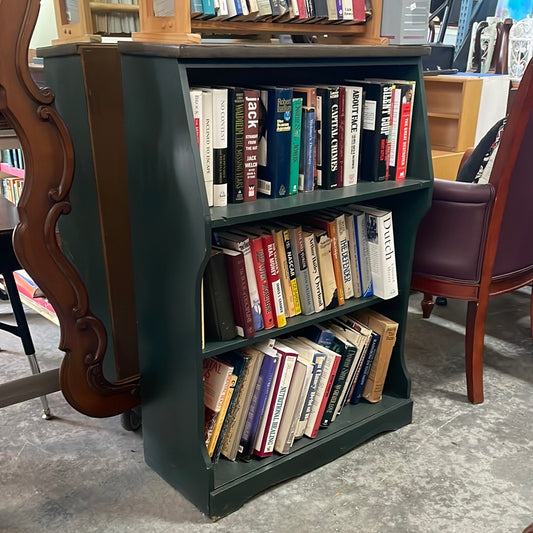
[411,59,533,404]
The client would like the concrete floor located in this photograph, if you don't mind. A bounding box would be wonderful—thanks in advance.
[1,290,532,532]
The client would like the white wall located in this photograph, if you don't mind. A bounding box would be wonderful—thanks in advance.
[30,0,58,49]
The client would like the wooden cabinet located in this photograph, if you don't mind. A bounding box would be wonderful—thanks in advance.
[424,75,483,180]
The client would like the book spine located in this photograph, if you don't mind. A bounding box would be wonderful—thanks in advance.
[238,353,278,459]
[227,88,245,203]
[272,228,295,317]
[289,97,302,195]
[190,89,202,147]
[302,231,325,313]
[335,214,354,300]
[365,210,398,300]
[262,233,287,328]
[343,213,362,298]
[387,85,402,181]
[318,87,340,189]
[222,249,255,338]
[281,228,301,316]
[256,353,297,456]
[257,87,293,198]
[314,232,338,309]
[290,226,315,315]
[337,86,345,188]
[207,373,237,457]
[379,84,393,180]
[201,89,214,206]
[320,342,357,427]
[294,354,324,439]
[343,85,363,187]
[298,107,316,192]
[202,0,216,16]
[243,89,260,201]
[354,211,373,297]
[212,88,228,206]
[249,235,275,329]
[342,0,353,19]
[350,331,380,404]
[395,82,415,180]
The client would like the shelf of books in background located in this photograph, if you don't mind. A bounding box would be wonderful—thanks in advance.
[0,147,25,204]
[197,75,415,462]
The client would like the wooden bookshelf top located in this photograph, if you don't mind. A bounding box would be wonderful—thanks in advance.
[39,42,430,61]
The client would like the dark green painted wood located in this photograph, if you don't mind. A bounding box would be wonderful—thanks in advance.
[42,54,117,381]
[118,46,433,519]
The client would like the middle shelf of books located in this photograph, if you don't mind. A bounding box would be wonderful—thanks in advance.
[114,42,432,519]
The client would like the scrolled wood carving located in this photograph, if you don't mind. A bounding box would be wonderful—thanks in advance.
[0,0,140,417]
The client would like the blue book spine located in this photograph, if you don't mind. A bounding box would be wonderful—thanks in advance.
[191,0,203,15]
[304,323,335,347]
[299,107,315,192]
[257,87,293,198]
[350,331,380,404]
[201,0,216,16]
[238,352,279,459]
[234,0,243,15]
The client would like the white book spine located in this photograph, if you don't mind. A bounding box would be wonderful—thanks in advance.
[264,355,296,453]
[343,86,363,186]
[365,210,398,300]
[212,88,228,207]
[303,232,325,312]
[342,0,353,19]
[201,89,214,207]
[335,214,354,300]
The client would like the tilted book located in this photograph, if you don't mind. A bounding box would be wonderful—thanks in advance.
[213,230,264,332]
[354,205,398,300]
[221,347,265,461]
[202,248,237,342]
[213,246,255,338]
[257,86,293,198]
[238,343,279,460]
[254,341,298,457]
[311,227,338,310]
[353,308,398,403]
[203,357,234,446]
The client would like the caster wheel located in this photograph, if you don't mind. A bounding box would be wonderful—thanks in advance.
[435,297,448,306]
[121,406,142,432]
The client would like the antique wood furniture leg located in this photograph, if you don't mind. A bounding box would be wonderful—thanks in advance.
[421,293,435,318]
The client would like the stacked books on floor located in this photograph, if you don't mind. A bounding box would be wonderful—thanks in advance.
[189,78,415,207]
[190,0,368,24]
[203,308,398,463]
[203,204,397,343]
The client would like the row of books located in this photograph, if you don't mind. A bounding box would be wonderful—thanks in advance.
[189,77,415,207]
[93,0,140,35]
[0,172,23,204]
[191,0,367,23]
[1,148,24,170]
[203,308,398,463]
[203,204,397,343]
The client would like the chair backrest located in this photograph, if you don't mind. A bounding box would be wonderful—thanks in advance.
[484,59,533,282]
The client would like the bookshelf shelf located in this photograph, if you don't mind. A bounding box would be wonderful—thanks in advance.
[40,42,433,520]
[0,162,24,179]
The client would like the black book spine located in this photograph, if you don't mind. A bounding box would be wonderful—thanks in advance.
[227,88,245,203]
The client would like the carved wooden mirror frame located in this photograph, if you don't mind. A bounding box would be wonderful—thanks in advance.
[0,0,140,417]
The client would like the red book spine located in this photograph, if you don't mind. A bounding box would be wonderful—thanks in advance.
[249,235,275,329]
[261,233,287,328]
[221,249,255,339]
[395,99,412,181]
[243,89,260,201]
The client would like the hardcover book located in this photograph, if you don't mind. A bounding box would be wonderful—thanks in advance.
[353,308,398,403]
[201,89,214,206]
[347,80,393,181]
[212,230,264,332]
[212,87,228,206]
[302,229,325,313]
[293,87,318,188]
[298,106,316,192]
[289,97,303,195]
[243,88,260,201]
[226,87,246,203]
[316,86,340,189]
[354,205,398,300]
[311,227,338,309]
[342,85,364,187]
[212,246,255,338]
[257,86,293,198]
[202,248,237,342]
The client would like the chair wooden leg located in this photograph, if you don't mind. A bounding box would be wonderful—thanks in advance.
[465,299,488,404]
[421,293,435,318]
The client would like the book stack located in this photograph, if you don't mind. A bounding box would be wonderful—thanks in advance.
[204,205,397,343]
[189,77,416,205]
[202,308,398,462]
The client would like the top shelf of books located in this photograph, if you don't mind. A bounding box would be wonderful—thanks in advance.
[53,0,389,45]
